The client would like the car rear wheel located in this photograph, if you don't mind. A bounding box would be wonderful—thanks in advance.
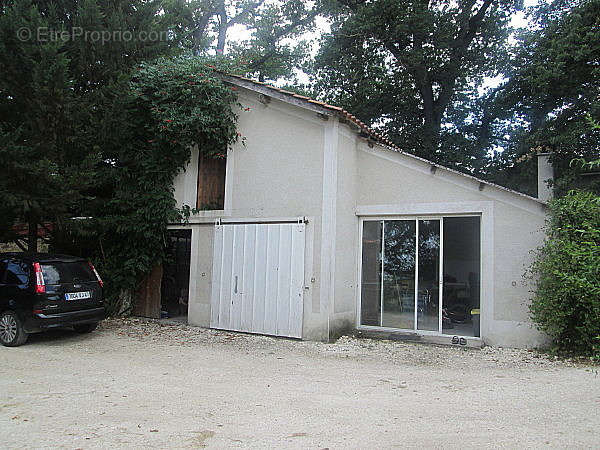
[73,323,98,333]
[0,311,28,347]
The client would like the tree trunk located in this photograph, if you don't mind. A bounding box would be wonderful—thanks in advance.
[133,264,163,319]
[27,216,38,253]
[216,5,228,53]
[418,82,443,156]
[192,13,213,56]
[421,117,442,156]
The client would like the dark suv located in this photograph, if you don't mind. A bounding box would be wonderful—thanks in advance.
[0,253,105,346]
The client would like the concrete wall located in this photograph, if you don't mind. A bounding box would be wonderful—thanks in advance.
[187,224,214,327]
[537,153,554,202]
[329,127,359,337]
[173,145,199,210]
[173,88,331,341]
[331,137,549,348]
[172,85,549,349]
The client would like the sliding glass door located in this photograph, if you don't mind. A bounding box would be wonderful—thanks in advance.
[441,217,481,336]
[382,220,416,329]
[360,216,480,336]
[417,220,441,331]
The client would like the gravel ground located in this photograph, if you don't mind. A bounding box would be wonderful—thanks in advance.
[1,318,599,449]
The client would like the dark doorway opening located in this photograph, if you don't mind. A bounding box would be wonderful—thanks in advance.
[160,230,192,320]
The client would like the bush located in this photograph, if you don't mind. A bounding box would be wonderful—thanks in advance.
[529,190,600,357]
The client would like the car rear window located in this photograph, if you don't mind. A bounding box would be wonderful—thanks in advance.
[2,260,30,285]
[41,262,97,285]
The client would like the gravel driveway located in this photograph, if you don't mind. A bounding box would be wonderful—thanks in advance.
[1,318,598,449]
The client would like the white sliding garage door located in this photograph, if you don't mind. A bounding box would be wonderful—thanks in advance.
[210,222,305,338]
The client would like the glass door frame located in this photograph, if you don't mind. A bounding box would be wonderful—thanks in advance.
[358,214,481,336]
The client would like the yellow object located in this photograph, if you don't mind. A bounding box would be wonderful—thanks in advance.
[471,309,480,315]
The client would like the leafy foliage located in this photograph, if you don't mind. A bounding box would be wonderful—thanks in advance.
[0,1,241,314]
[487,0,600,195]
[227,0,319,82]
[0,0,175,251]
[163,0,268,54]
[529,190,600,357]
[313,0,520,170]
[163,0,318,82]
[68,57,241,314]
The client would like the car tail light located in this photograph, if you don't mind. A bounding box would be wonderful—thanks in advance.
[88,262,104,288]
[33,262,45,294]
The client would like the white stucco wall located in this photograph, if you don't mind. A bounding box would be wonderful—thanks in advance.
[331,138,549,348]
[187,224,214,327]
[537,153,554,203]
[173,88,332,341]
[329,127,360,336]
[172,84,549,348]
[172,145,199,210]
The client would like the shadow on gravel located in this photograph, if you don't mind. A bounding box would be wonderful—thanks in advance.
[25,328,95,347]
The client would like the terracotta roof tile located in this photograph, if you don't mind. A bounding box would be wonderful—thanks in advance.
[225,73,399,149]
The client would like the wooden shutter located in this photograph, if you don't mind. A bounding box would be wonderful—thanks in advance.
[197,154,226,210]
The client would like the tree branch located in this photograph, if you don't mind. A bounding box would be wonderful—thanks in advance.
[192,11,214,55]
[227,0,266,27]
[454,0,494,54]
[434,0,495,112]
[216,3,228,53]
[247,8,320,71]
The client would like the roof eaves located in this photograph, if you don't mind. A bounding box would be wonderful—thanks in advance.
[224,74,398,148]
[224,74,545,206]
[367,140,548,206]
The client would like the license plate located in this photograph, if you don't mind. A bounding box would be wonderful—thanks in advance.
[65,291,91,301]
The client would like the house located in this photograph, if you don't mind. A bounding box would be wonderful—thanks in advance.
[157,75,550,349]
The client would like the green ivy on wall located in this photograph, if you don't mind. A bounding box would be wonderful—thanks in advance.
[59,56,242,315]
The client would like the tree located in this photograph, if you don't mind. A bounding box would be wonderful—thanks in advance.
[164,0,320,82]
[0,0,175,251]
[0,1,90,252]
[486,0,600,195]
[313,0,521,166]
[164,0,265,55]
[85,56,240,314]
[228,0,320,82]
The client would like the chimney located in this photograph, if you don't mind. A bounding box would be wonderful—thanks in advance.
[537,152,554,202]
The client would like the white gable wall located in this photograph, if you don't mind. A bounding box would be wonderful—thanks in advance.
[330,134,549,348]
[174,88,334,341]
[173,144,200,210]
[228,92,325,216]
[173,84,549,348]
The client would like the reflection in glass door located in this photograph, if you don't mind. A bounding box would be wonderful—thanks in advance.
[417,220,441,331]
[361,218,441,331]
[361,217,478,335]
[360,221,382,326]
[382,221,416,329]
[442,217,481,337]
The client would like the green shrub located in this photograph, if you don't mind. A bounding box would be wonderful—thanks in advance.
[529,190,600,357]
[50,56,242,315]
